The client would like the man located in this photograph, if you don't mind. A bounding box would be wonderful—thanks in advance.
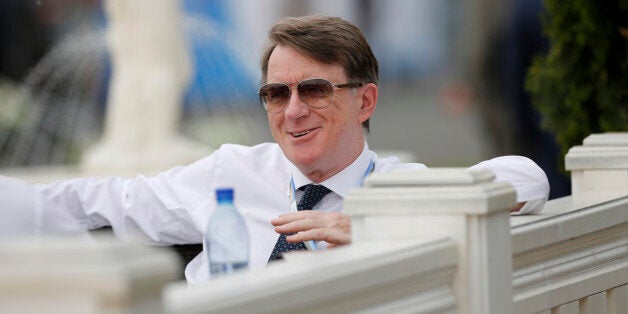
[0,16,549,284]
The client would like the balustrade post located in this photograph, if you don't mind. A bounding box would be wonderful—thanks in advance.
[565,132,628,195]
[345,168,517,314]
[0,236,179,313]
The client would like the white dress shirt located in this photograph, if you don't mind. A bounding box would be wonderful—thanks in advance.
[0,142,549,284]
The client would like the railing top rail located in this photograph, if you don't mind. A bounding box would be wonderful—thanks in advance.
[510,191,628,254]
[165,237,458,313]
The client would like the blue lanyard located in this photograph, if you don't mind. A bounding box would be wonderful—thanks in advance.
[286,159,375,250]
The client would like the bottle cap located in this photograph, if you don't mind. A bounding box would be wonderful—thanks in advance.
[216,188,234,203]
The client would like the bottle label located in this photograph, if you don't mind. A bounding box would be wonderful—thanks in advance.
[210,261,248,276]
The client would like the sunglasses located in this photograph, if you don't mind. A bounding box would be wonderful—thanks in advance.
[258,78,363,113]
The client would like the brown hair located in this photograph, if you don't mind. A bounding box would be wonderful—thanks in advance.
[260,15,379,131]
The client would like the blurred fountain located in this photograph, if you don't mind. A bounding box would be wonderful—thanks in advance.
[0,25,107,180]
[0,0,269,182]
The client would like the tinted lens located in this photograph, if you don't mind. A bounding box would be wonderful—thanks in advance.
[297,79,334,108]
[259,83,290,112]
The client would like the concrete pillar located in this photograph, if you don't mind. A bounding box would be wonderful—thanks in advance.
[565,132,628,195]
[345,167,517,314]
[0,236,179,313]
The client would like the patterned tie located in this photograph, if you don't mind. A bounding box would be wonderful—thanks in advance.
[268,184,332,261]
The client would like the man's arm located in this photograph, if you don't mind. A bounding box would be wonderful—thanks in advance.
[469,155,550,215]
[274,155,550,248]
[0,152,221,243]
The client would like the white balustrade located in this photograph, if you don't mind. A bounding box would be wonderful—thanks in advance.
[0,236,179,314]
[566,132,628,195]
[512,132,628,314]
[166,238,459,313]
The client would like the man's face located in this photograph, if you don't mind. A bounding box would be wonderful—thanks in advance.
[265,45,372,182]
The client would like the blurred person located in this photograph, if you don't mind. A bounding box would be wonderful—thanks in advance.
[443,0,570,199]
[0,15,549,283]
[505,0,570,199]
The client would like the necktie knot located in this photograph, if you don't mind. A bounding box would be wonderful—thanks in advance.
[297,184,332,211]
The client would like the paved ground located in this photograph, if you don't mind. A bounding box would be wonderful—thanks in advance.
[368,81,493,167]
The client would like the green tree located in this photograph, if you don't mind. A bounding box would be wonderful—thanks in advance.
[526,0,628,159]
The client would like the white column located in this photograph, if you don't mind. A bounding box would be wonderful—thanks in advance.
[0,236,179,313]
[565,132,628,195]
[345,167,517,314]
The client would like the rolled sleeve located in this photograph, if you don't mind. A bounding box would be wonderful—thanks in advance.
[469,156,550,214]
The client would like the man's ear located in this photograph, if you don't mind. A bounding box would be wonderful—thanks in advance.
[358,83,378,123]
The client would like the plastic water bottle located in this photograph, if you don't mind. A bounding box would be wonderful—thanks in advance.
[205,188,249,276]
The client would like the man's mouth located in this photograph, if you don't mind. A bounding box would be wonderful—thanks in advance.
[290,130,312,138]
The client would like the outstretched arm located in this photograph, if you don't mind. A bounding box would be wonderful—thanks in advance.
[0,151,221,243]
[469,155,550,215]
[271,155,550,250]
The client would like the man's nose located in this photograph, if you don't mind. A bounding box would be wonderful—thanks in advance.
[283,88,309,120]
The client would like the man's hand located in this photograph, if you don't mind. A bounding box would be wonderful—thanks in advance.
[511,202,525,213]
[271,211,351,248]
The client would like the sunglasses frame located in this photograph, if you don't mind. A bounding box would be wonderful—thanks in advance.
[258,78,363,113]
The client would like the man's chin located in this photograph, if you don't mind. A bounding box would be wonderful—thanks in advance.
[286,151,321,170]
[291,155,319,168]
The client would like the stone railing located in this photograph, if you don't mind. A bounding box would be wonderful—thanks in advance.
[510,132,628,313]
[0,237,179,313]
[510,190,627,313]
[1,133,626,313]
[166,238,460,313]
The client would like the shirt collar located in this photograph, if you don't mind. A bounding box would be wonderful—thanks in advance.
[291,142,374,198]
